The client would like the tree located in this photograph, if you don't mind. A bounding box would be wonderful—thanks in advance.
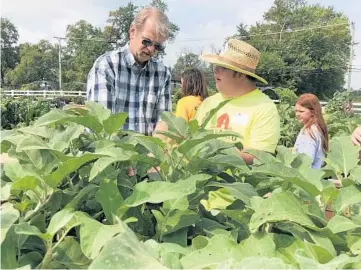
[232,0,351,97]
[172,52,207,75]
[63,20,111,83]
[103,2,138,46]
[172,51,216,91]
[1,18,19,86]
[5,40,58,88]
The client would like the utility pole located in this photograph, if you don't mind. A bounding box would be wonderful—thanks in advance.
[347,22,355,91]
[53,36,66,91]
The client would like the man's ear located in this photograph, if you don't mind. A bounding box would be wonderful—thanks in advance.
[129,24,136,40]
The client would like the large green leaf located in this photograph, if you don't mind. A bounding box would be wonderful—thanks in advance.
[160,111,189,138]
[350,166,361,184]
[250,192,318,233]
[53,237,91,269]
[153,209,200,236]
[85,101,111,123]
[1,225,18,269]
[48,124,85,151]
[276,145,298,166]
[44,153,102,188]
[201,188,235,211]
[15,222,48,240]
[1,203,19,244]
[246,149,281,166]
[144,240,187,269]
[103,112,128,135]
[89,157,117,182]
[69,116,104,134]
[295,251,361,269]
[124,174,211,207]
[34,109,71,126]
[180,234,242,269]
[332,185,361,213]
[133,136,166,162]
[11,176,41,195]
[47,208,76,237]
[4,158,26,181]
[327,215,361,234]
[252,162,321,196]
[206,182,258,205]
[16,134,50,152]
[237,233,277,257]
[18,126,53,138]
[18,251,43,269]
[233,257,292,269]
[200,99,231,129]
[324,136,360,176]
[79,215,128,259]
[95,179,124,224]
[89,223,166,269]
[1,180,11,202]
[178,131,240,155]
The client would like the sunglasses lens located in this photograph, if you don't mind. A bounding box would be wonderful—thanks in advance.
[154,44,165,51]
[142,39,152,46]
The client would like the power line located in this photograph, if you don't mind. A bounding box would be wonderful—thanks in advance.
[175,22,349,42]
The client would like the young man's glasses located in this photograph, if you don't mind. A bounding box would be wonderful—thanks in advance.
[142,38,165,52]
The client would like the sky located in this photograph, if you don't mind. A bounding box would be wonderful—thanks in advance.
[2,0,361,90]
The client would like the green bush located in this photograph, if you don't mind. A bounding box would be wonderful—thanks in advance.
[1,102,360,269]
[1,96,85,129]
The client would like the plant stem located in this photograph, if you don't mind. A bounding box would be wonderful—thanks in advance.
[24,192,56,222]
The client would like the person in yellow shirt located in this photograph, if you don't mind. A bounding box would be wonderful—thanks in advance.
[175,68,208,122]
[195,39,280,165]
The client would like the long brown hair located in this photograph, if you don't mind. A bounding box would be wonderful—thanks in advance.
[181,68,208,100]
[296,93,329,152]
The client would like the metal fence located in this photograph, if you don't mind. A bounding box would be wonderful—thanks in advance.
[2,90,361,113]
[1,90,86,98]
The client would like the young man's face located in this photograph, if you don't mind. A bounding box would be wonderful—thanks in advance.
[213,65,245,97]
[129,19,166,63]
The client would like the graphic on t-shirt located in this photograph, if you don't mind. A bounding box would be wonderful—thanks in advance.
[216,113,230,129]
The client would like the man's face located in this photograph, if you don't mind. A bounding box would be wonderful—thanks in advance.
[213,65,245,96]
[129,19,166,63]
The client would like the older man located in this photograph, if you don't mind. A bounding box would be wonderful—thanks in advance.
[87,7,172,135]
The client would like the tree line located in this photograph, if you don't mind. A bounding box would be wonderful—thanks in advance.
[1,0,353,98]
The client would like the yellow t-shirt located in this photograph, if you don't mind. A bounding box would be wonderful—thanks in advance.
[195,89,280,153]
[175,96,203,122]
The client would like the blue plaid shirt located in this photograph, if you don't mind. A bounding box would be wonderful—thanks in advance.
[87,44,172,135]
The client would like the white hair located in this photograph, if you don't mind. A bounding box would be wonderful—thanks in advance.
[132,7,170,40]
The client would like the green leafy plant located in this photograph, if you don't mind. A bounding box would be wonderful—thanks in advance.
[1,101,361,269]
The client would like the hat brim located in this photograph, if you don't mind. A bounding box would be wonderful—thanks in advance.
[201,54,268,85]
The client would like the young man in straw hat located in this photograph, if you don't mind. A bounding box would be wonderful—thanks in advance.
[195,39,280,164]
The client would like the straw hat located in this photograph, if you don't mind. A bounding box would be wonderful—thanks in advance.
[201,39,267,84]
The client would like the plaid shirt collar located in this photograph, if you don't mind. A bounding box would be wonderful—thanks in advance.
[120,43,153,70]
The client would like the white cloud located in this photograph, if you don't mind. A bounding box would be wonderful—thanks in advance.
[2,0,109,44]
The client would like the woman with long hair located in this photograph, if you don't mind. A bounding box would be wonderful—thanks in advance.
[175,68,208,122]
[294,93,329,169]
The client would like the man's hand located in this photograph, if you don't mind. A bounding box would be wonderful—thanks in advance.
[351,127,361,146]
[153,121,168,141]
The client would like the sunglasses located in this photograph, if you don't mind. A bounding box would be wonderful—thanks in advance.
[141,38,165,52]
